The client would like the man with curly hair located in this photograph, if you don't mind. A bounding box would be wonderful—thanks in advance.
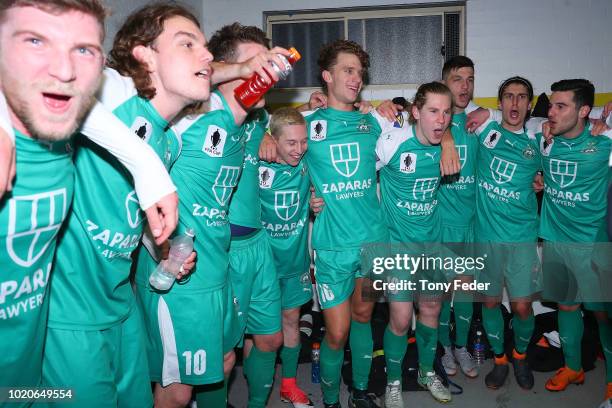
[39,4,210,407]
[132,22,290,408]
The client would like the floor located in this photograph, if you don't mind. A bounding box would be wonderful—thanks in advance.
[227,358,607,408]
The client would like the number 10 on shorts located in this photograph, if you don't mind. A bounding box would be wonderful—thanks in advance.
[183,350,207,375]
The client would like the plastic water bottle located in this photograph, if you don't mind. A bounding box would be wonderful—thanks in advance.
[234,47,301,109]
[311,342,321,383]
[473,330,486,365]
[149,229,195,291]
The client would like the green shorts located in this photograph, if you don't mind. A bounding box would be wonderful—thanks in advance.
[386,242,448,302]
[582,302,612,312]
[229,230,282,336]
[476,242,541,299]
[134,282,238,386]
[280,271,313,310]
[41,306,152,407]
[542,241,606,306]
[313,248,363,309]
[441,225,477,281]
[442,224,475,243]
[0,285,48,401]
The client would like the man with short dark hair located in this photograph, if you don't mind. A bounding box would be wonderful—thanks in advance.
[438,55,479,379]
[539,79,612,404]
[0,0,106,395]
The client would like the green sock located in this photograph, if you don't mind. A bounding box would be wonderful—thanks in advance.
[243,345,276,408]
[321,337,344,404]
[195,380,228,408]
[513,314,535,354]
[482,305,505,355]
[558,309,583,371]
[280,344,301,379]
[453,295,473,348]
[349,319,373,391]
[383,326,407,382]
[438,301,452,347]
[416,320,437,374]
[597,319,612,382]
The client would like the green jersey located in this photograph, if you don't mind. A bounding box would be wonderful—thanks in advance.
[259,161,311,278]
[438,112,478,227]
[474,119,541,242]
[538,125,612,242]
[228,109,269,228]
[0,131,73,389]
[136,91,245,291]
[376,114,441,242]
[49,70,180,330]
[304,108,387,250]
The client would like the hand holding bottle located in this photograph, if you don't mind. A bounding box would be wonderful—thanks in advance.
[149,229,196,291]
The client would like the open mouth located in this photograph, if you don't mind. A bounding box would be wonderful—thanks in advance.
[509,109,520,119]
[42,93,72,113]
[195,68,210,79]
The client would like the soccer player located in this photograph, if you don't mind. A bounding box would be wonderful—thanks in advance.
[40,4,210,406]
[0,1,107,398]
[216,24,285,408]
[259,108,313,407]
[0,0,182,397]
[538,79,612,403]
[297,40,389,408]
[463,76,542,390]
[375,82,454,407]
[437,56,479,378]
[134,22,290,408]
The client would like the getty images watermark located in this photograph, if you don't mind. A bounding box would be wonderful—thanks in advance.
[369,252,491,293]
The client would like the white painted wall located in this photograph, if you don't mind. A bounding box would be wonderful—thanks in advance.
[103,0,203,51]
[201,0,612,102]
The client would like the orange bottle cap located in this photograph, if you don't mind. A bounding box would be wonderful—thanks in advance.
[288,47,301,62]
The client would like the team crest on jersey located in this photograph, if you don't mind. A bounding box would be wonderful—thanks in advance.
[259,166,276,189]
[203,126,228,157]
[549,159,577,188]
[483,129,501,149]
[131,117,153,142]
[581,141,598,154]
[399,152,417,174]
[522,145,536,160]
[357,118,371,133]
[330,143,360,177]
[242,121,256,143]
[393,113,404,128]
[413,178,438,200]
[213,165,241,205]
[456,145,468,169]
[489,156,516,184]
[540,137,554,156]
[7,189,68,267]
[274,191,300,221]
[125,191,143,228]
[310,120,327,141]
